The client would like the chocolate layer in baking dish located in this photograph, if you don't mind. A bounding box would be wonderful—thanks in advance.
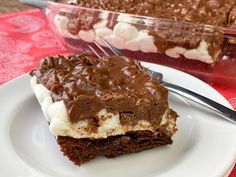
[72,0,236,27]
[52,0,236,63]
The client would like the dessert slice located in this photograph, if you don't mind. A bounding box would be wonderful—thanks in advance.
[30,53,178,165]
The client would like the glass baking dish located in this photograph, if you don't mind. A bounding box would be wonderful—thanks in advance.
[41,1,236,88]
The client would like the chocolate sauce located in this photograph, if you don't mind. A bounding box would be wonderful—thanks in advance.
[31,54,168,126]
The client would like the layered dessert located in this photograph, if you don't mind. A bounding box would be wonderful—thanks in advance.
[30,54,178,165]
[53,0,236,63]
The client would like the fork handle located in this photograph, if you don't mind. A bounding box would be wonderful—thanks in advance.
[162,81,236,124]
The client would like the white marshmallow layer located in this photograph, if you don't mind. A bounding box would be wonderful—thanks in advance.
[54,13,214,63]
[31,76,170,139]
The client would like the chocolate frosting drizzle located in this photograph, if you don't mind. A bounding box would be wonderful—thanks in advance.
[31,54,168,126]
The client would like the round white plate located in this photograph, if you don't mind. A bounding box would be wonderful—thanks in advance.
[0,62,236,177]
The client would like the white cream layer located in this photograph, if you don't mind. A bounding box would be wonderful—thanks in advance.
[31,76,170,139]
[54,13,214,63]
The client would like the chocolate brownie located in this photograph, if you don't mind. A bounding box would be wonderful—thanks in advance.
[30,54,178,165]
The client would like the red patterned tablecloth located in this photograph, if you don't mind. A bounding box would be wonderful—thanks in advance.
[0,9,235,177]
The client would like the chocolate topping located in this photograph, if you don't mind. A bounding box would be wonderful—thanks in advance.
[63,10,100,33]
[149,21,224,58]
[73,0,236,27]
[31,54,168,126]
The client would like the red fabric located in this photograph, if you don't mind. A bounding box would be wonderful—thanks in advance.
[0,9,235,176]
[0,9,68,85]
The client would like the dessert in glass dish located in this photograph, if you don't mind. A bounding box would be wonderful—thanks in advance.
[63,0,235,63]
[19,0,236,85]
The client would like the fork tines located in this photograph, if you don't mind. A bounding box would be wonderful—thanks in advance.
[87,38,124,58]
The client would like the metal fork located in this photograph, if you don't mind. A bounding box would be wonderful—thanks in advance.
[87,39,236,125]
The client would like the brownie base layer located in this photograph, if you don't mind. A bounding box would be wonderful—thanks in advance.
[57,130,173,166]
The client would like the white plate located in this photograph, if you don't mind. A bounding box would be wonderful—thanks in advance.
[0,62,236,177]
